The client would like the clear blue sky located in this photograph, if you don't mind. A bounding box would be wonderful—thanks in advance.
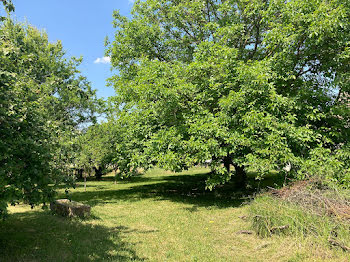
[11,0,134,99]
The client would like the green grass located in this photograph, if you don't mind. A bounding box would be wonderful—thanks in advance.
[249,195,350,243]
[1,168,349,261]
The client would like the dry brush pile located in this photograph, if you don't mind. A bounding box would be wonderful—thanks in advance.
[249,180,350,252]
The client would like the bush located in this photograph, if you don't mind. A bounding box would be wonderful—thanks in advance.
[296,146,350,188]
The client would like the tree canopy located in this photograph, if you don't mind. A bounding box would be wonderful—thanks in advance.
[75,110,152,181]
[107,0,350,188]
[0,19,99,218]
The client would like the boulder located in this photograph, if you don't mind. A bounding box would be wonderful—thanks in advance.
[50,199,91,218]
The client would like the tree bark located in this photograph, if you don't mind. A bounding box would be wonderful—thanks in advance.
[93,166,103,181]
[77,168,83,180]
[233,164,247,188]
[223,156,231,174]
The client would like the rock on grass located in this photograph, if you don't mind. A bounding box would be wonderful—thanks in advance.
[50,199,91,218]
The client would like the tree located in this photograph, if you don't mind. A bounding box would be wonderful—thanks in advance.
[0,19,98,218]
[75,112,152,181]
[107,0,349,189]
[75,122,118,181]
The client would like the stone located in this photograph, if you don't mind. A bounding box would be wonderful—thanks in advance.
[50,199,91,218]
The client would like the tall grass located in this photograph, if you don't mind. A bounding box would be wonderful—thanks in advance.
[249,195,350,250]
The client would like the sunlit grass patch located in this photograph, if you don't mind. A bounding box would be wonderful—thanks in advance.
[1,168,349,261]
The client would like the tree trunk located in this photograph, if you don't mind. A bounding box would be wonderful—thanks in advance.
[77,169,83,180]
[94,166,103,181]
[223,156,231,174]
[233,164,247,188]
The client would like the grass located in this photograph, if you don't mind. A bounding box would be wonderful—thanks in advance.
[1,167,349,261]
[249,195,350,243]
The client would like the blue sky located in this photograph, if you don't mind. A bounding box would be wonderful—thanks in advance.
[11,0,134,99]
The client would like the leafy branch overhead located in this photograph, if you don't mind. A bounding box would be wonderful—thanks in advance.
[0,0,14,21]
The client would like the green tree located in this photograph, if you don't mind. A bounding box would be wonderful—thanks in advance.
[0,19,98,218]
[108,0,349,189]
[110,111,154,179]
[75,111,152,181]
[75,122,118,181]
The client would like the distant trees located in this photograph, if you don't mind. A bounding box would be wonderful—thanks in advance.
[74,123,118,181]
[75,113,151,181]
[0,18,99,218]
[107,0,349,188]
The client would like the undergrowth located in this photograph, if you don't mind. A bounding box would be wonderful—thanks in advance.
[249,182,350,253]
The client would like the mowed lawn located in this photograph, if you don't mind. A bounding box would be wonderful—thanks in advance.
[0,168,347,261]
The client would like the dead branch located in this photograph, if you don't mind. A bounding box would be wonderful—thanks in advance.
[328,238,350,252]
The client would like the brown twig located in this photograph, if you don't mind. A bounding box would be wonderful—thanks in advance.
[270,225,289,233]
[236,230,253,235]
[328,238,350,252]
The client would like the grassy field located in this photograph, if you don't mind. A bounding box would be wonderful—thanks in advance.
[1,168,349,261]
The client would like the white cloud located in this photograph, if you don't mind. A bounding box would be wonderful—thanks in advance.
[94,56,111,64]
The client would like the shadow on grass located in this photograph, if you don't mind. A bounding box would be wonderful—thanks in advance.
[55,175,157,190]
[68,171,286,210]
[74,173,149,183]
[0,211,144,262]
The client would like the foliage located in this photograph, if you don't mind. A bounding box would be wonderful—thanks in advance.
[0,19,98,218]
[297,146,350,187]
[109,111,153,179]
[107,0,350,188]
[0,0,14,21]
[74,122,118,180]
[75,111,152,180]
